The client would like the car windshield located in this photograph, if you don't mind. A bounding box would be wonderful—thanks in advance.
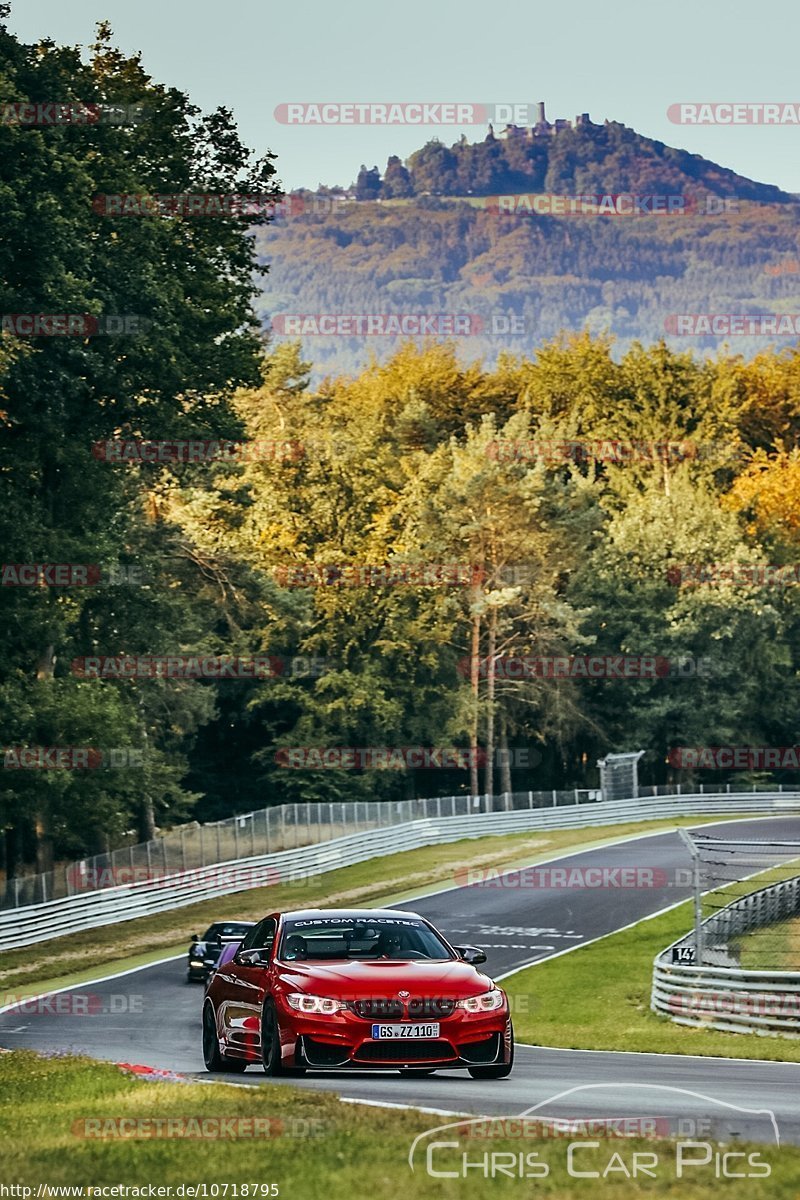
[278,916,453,961]
[203,923,252,941]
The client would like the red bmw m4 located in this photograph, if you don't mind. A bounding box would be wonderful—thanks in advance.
[202,908,514,1077]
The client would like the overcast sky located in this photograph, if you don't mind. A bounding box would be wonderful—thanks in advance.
[9,0,800,195]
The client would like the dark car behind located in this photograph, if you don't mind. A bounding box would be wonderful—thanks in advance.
[187,921,255,983]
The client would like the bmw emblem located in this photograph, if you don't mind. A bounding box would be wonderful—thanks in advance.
[398,989,410,999]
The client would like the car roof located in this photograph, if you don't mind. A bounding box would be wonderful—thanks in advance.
[279,908,423,921]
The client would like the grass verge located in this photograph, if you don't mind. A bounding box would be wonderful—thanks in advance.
[738,915,800,970]
[0,1050,795,1197]
[0,814,759,997]
[505,897,800,1061]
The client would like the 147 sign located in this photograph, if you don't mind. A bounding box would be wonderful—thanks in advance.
[672,945,697,964]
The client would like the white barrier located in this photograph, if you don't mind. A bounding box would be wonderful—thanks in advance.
[652,871,800,1036]
[2,792,799,951]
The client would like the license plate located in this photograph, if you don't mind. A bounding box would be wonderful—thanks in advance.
[371,1023,440,1039]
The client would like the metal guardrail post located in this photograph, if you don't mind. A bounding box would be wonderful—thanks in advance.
[678,827,703,965]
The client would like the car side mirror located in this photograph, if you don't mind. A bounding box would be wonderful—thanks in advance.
[191,934,199,942]
[456,945,487,965]
[236,947,271,966]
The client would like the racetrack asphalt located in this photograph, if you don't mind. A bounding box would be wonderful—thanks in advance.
[2,816,799,1144]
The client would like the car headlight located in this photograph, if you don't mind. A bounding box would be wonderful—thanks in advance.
[189,959,204,967]
[456,988,506,1013]
[286,993,346,1015]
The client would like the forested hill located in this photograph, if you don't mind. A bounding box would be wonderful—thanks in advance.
[345,120,793,203]
[255,121,800,381]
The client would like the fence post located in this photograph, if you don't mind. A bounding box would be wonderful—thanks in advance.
[552,790,557,807]
[679,828,703,965]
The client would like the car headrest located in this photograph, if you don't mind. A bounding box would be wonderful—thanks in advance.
[284,934,308,960]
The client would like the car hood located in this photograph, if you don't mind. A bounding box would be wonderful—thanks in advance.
[275,958,495,998]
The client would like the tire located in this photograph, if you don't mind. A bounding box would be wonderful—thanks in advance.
[261,999,287,1075]
[467,1025,514,1079]
[260,1000,306,1076]
[202,1001,247,1073]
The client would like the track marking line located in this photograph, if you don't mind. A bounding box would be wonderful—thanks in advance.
[392,812,798,909]
[0,954,184,1017]
[513,1041,800,1067]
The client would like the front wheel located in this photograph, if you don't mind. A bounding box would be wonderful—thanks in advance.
[467,1026,514,1079]
[467,1062,513,1079]
[261,999,305,1075]
[203,1001,247,1073]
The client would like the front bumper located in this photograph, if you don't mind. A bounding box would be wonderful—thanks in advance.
[279,1002,511,1070]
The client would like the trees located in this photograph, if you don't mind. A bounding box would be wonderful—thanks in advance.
[355,164,381,200]
[0,15,281,871]
[382,155,413,199]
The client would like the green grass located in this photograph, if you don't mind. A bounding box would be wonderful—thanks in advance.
[738,915,800,970]
[505,897,800,1061]
[0,814,757,997]
[0,1050,796,1198]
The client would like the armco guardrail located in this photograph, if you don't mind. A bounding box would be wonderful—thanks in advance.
[652,874,800,1035]
[4,788,602,909]
[2,791,799,951]
[2,781,793,910]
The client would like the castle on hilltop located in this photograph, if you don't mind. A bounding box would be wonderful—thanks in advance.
[489,101,600,141]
